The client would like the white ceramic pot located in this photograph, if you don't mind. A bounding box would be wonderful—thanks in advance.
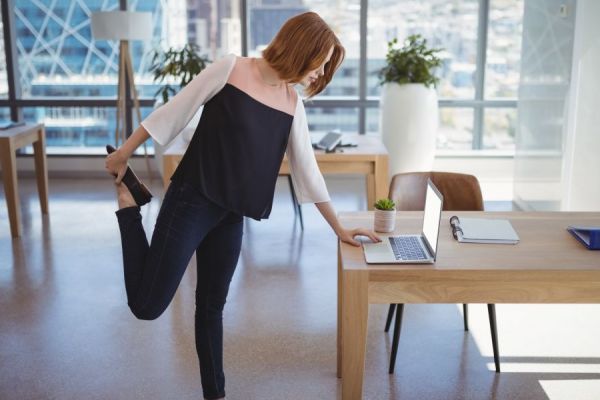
[374,209,396,233]
[380,83,439,176]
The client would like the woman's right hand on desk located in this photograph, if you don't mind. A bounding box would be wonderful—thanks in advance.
[105,148,128,184]
[338,227,381,247]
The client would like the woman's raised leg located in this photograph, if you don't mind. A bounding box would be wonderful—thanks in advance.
[115,181,227,320]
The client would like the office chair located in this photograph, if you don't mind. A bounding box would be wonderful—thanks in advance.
[286,175,304,230]
[384,171,500,374]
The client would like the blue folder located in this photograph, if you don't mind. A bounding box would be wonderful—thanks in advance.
[567,226,600,250]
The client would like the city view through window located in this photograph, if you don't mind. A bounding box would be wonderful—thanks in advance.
[0,0,523,154]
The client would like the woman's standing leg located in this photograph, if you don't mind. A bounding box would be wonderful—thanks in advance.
[115,181,226,320]
[194,212,244,400]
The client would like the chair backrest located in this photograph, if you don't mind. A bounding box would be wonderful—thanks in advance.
[388,172,484,211]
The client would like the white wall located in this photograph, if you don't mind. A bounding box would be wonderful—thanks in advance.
[561,0,600,211]
[513,0,577,211]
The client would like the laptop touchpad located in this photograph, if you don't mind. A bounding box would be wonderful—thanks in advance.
[364,241,390,253]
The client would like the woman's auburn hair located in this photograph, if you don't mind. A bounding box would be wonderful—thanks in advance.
[262,12,345,98]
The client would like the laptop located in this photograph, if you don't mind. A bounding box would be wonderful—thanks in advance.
[363,179,444,264]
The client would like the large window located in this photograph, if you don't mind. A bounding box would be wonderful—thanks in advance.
[10,0,127,153]
[480,0,523,150]
[368,0,479,99]
[22,106,117,152]
[14,0,120,98]
[306,107,359,132]
[366,0,522,150]
[1,0,523,153]
[483,107,516,149]
[486,0,523,99]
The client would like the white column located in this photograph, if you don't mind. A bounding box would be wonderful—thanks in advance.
[561,0,600,211]
[513,0,577,211]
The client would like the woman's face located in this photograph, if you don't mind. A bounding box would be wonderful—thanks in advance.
[300,45,334,87]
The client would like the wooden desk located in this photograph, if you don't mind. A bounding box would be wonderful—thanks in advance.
[162,134,389,210]
[337,211,600,399]
[0,123,48,237]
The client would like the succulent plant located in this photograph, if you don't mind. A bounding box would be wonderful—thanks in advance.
[374,198,396,211]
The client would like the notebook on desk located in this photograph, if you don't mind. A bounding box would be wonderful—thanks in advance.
[449,216,519,244]
[362,179,444,264]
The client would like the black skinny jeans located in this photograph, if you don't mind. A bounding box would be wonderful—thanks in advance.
[115,180,243,400]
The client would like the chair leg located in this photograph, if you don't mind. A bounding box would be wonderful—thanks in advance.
[463,304,469,331]
[384,304,396,332]
[389,304,404,374]
[487,304,500,373]
[286,175,297,215]
[296,201,304,230]
[286,175,304,230]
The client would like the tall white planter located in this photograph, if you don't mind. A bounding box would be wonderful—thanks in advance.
[380,83,439,176]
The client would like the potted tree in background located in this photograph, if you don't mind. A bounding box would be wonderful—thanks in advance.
[149,43,210,176]
[379,35,443,176]
[151,43,210,105]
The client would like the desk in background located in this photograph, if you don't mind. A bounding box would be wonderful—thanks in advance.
[162,134,389,210]
[337,211,600,399]
[0,123,48,238]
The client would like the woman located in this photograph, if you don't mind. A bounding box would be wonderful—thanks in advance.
[105,11,380,400]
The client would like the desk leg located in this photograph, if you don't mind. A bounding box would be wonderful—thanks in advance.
[33,128,49,214]
[0,141,22,237]
[366,173,375,210]
[367,156,389,210]
[374,155,389,203]
[337,243,343,378]
[342,269,368,400]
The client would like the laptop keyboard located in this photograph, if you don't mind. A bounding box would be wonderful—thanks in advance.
[389,236,427,261]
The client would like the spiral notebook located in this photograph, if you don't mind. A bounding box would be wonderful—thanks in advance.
[449,216,519,244]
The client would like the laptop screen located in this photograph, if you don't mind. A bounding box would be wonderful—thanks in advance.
[422,180,444,260]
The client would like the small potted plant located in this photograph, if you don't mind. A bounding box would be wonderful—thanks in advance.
[379,34,443,176]
[373,198,397,233]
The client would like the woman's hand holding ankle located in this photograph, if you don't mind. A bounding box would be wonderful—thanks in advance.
[105,148,129,184]
[104,125,151,184]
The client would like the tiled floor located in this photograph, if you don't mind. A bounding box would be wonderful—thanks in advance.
[1,176,600,400]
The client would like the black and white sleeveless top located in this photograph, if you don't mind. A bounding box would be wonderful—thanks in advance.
[141,54,329,220]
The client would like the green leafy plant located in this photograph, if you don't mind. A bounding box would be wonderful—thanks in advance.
[374,198,396,211]
[149,43,211,104]
[379,34,443,88]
